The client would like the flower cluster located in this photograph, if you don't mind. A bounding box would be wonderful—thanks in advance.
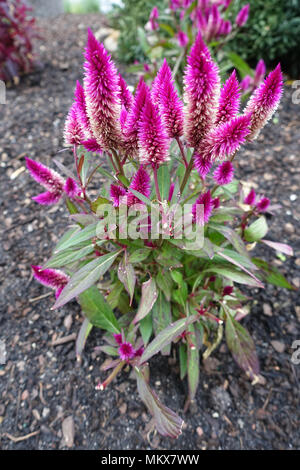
[0,0,38,84]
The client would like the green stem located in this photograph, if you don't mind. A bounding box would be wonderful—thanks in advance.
[180,150,195,195]
[176,137,188,168]
[153,165,162,202]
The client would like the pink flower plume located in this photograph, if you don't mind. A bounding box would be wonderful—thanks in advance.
[26,157,65,205]
[183,33,220,149]
[194,153,213,179]
[177,31,189,48]
[126,166,151,206]
[64,178,80,198]
[82,139,103,153]
[151,58,172,106]
[192,190,213,225]
[236,4,250,27]
[110,184,127,207]
[138,91,169,168]
[244,189,256,205]
[256,197,270,213]
[118,342,135,361]
[64,102,85,146]
[74,81,93,140]
[215,70,240,126]
[32,265,69,298]
[213,160,234,185]
[244,64,283,141]
[118,73,134,112]
[83,29,122,151]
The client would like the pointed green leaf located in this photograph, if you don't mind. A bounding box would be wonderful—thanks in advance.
[244,217,268,242]
[75,318,93,361]
[134,277,158,324]
[55,223,98,252]
[78,286,120,333]
[44,245,94,268]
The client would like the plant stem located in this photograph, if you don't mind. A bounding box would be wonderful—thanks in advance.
[153,165,162,202]
[96,361,125,391]
[111,148,124,176]
[107,151,118,173]
[176,137,188,168]
[180,150,195,195]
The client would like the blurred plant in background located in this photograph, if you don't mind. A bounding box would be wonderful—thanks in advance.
[0,0,38,84]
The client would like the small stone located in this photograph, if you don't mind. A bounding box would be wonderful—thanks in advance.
[63,314,73,331]
[271,340,285,353]
[42,407,50,418]
[21,390,29,401]
[119,403,127,415]
[295,306,300,321]
[284,223,295,234]
[196,426,204,437]
[290,194,297,202]
[212,412,219,418]
[263,303,273,317]
[32,409,41,421]
[295,258,300,267]
[62,416,75,448]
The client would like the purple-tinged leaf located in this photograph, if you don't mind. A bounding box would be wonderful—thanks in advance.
[139,315,198,364]
[204,266,264,288]
[186,323,199,404]
[78,285,120,333]
[53,250,122,309]
[261,240,294,256]
[44,245,94,269]
[118,256,136,306]
[152,290,171,355]
[225,308,260,382]
[55,223,98,252]
[244,216,268,242]
[76,318,93,362]
[217,250,263,287]
[135,366,184,439]
[134,277,158,324]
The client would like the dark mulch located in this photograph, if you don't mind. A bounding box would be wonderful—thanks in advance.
[0,14,299,450]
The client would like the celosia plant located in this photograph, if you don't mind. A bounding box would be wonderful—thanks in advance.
[0,0,38,84]
[27,30,294,438]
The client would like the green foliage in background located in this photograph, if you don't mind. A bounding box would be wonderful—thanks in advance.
[64,0,100,14]
[109,0,168,64]
[229,0,300,76]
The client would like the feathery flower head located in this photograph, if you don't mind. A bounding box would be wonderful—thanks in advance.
[168,182,175,202]
[74,81,92,140]
[26,157,65,205]
[151,58,172,106]
[126,166,151,206]
[83,29,122,151]
[183,33,220,149]
[223,285,234,296]
[240,75,251,92]
[64,102,85,146]
[118,342,135,361]
[215,70,240,126]
[177,31,189,48]
[194,153,213,179]
[213,160,234,185]
[256,197,270,213]
[138,90,169,168]
[236,4,250,27]
[244,65,283,141]
[192,189,213,225]
[118,73,134,112]
[113,333,123,345]
[82,139,103,153]
[110,184,127,208]
[149,6,159,31]
[254,59,266,87]
[64,177,80,199]
[244,188,256,205]
[123,78,149,157]
[195,113,251,164]
[212,197,220,209]
[31,265,69,298]
[158,61,184,139]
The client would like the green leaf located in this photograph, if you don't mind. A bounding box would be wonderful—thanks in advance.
[135,366,184,439]
[75,318,93,361]
[140,313,153,346]
[225,307,260,381]
[209,222,248,257]
[156,271,173,301]
[54,227,80,252]
[118,256,136,305]
[78,286,120,334]
[140,315,198,364]
[152,290,172,355]
[44,245,94,268]
[128,248,151,263]
[55,223,98,252]
[53,250,122,309]
[227,52,253,78]
[187,323,199,403]
[179,344,187,380]
[66,197,79,215]
[252,258,295,290]
[134,277,158,324]
[244,217,268,242]
[157,165,171,201]
[204,266,264,288]
[106,281,124,310]
[129,188,152,206]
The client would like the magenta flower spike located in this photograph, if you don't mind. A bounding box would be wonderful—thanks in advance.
[215,70,241,126]
[31,265,69,298]
[64,177,80,198]
[110,184,127,208]
[192,189,213,225]
[149,6,159,31]
[244,65,283,141]
[81,139,103,153]
[113,333,123,345]
[244,188,256,206]
[240,75,251,92]
[118,73,134,112]
[151,58,171,106]
[254,59,266,87]
[138,91,170,168]
[127,166,151,206]
[183,33,220,150]
[83,29,123,151]
[195,113,251,164]
[64,102,85,147]
[236,4,250,27]
[168,182,175,202]
[213,160,234,185]
[256,197,270,213]
[177,31,189,48]
[74,81,93,140]
[26,157,65,205]
[158,61,184,139]
[123,78,149,158]
[194,153,213,179]
[118,342,135,361]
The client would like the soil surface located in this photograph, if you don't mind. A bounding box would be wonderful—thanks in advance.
[0,14,299,451]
